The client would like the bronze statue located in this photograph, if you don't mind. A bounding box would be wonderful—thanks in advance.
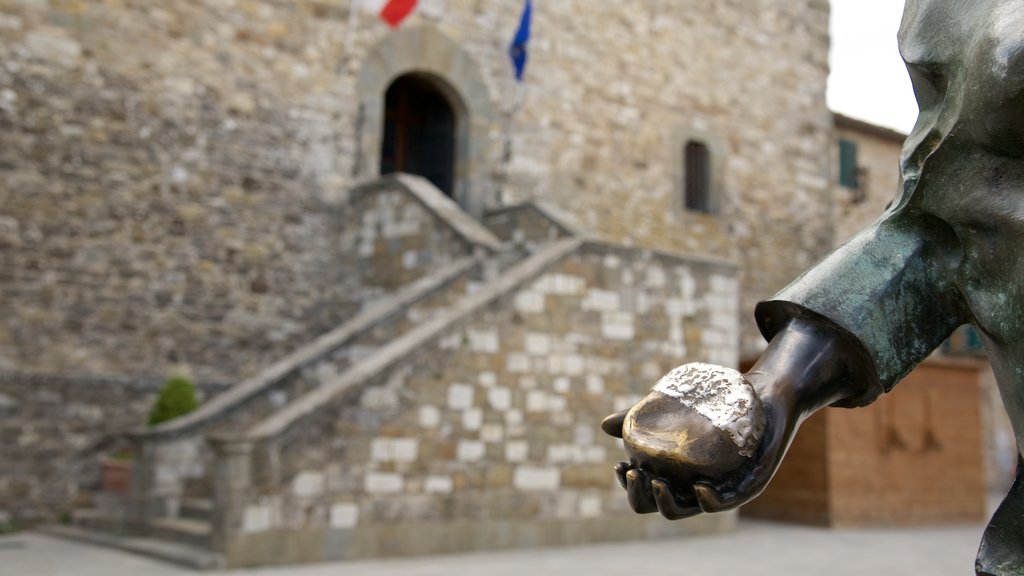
[602,1,1024,574]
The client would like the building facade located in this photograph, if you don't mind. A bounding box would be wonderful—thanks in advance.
[0,0,882,566]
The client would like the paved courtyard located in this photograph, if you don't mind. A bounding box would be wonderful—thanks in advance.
[0,520,985,576]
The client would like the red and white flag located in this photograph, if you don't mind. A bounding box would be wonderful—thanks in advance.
[379,0,417,28]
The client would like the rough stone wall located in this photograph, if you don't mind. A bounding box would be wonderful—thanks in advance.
[0,373,226,526]
[0,0,831,382]
[0,3,354,382]
[229,244,738,564]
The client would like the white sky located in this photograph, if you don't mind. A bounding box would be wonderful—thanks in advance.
[827,0,918,133]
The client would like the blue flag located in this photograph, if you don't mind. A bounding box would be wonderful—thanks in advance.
[509,0,532,82]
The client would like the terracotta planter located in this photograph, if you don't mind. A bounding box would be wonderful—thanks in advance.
[101,459,134,494]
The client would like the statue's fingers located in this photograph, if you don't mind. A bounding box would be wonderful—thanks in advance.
[613,461,630,490]
[651,478,701,520]
[601,410,628,438]
[693,482,739,513]
[625,468,658,514]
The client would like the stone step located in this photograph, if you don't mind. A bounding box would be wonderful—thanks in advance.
[71,508,124,533]
[148,516,211,548]
[179,498,213,522]
[40,524,225,570]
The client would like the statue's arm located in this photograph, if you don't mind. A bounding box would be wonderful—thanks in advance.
[605,210,970,518]
[756,211,969,406]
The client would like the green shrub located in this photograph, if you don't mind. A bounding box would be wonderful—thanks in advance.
[148,377,199,426]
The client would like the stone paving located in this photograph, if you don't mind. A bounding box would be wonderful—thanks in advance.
[0,520,984,576]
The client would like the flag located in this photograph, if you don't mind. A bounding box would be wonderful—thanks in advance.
[379,0,417,28]
[509,0,532,82]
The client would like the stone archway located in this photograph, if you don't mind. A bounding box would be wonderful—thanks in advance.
[356,26,497,218]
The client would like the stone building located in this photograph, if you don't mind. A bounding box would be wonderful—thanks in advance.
[0,0,870,567]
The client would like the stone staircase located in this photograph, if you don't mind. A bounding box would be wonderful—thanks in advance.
[54,174,581,568]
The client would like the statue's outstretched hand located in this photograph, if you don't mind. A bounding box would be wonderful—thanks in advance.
[601,317,869,520]
[601,381,797,519]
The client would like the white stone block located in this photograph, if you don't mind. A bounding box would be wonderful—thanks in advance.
[505,409,524,427]
[574,424,595,445]
[547,444,572,464]
[585,446,607,463]
[502,440,527,463]
[424,475,454,494]
[514,290,545,314]
[538,273,584,295]
[419,405,441,428]
[710,274,737,295]
[292,470,325,498]
[526,390,549,412]
[507,353,530,373]
[457,440,485,462]
[243,504,273,534]
[582,288,620,312]
[514,466,560,491]
[478,371,497,387]
[641,360,662,380]
[679,269,696,300]
[645,266,666,288]
[601,311,635,341]
[330,502,360,529]
[579,494,602,518]
[467,329,499,353]
[462,408,483,431]
[564,354,585,376]
[524,332,551,355]
[447,383,474,410]
[585,374,605,394]
[481,423,504,443]
[636,290,652,314]
[401,250,418,269]
[268,389,288,407]
[553,376,571,393]
[487,387,511,411]
[364,472,404,495]
[547,354,565,374]
[439,333,462,350]
[371,438,419,463]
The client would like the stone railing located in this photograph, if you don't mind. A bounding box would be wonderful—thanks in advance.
[127,173,506,526]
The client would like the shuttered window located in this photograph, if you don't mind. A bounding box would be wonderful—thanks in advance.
[838,138,859,188]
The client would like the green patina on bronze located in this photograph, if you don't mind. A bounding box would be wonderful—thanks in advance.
[606,2,1024,573]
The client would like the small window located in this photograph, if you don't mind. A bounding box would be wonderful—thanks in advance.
[684,140,711,213]
[838,138,859,188]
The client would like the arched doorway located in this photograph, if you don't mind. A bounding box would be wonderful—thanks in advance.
[380,73,457,197]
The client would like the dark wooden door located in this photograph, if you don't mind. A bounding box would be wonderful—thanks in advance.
[380,75,456,197]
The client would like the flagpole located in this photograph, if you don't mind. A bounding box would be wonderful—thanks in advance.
[499,0,533,205]
[498,81,527,205]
